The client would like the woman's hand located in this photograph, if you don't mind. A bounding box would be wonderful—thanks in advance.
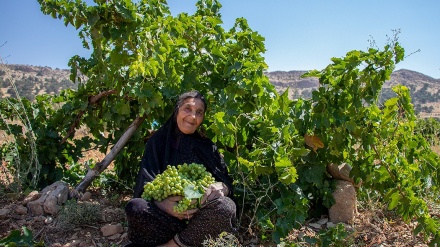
[154,196,198,220]
[201,182,229,205]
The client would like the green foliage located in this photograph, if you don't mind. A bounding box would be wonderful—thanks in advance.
[0,93,88,190]
[62,159,122,191]
[0,226,44,247]
[414,117,440,146]
[302,224,351,247]
[299,36,439,244]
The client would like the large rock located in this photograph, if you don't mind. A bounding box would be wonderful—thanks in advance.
[329,180,357,223]
[27,181,69,215]
[101,223,124,237]
[14,205,28,215]
[327,163,354,183]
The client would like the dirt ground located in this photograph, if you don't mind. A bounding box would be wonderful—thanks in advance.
[1,178,438,247]
[0,188,131,247]
[0,192,438,247]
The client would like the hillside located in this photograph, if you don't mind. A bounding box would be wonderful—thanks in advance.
[265,69,440,118]
[0,64,76,101]
[1,64,440,117]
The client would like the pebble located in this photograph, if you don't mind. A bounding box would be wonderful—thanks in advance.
[0,208,10,219]
[15,205,28,215]
[317,218,329,225]
[45,216,53,224]
[81,192,92,201]
[309,223,322,229]
[70,239,82,246]
[326,222,336,228]
[22,191,40,205]
[34,216,46,222]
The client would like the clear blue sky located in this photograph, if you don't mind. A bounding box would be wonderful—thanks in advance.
[1,1,439,79]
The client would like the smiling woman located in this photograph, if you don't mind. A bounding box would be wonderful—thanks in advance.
[125,90,236,247]
[175,93,206,135]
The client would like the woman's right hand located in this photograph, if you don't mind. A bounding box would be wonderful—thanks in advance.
[154,196,198,220]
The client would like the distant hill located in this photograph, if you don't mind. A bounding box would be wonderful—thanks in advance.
[1,64,440,117]
[0,64,75,101]
[265,69,440,118]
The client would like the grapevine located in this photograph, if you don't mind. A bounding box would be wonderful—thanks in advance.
[14,0,437,244]
[141,163,216,213]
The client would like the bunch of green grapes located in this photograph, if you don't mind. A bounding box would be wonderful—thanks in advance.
[142,163,216,213]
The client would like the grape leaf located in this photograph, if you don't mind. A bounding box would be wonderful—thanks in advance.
[304,134,324,153]
[183,185,204,199]
[0,226,35,246]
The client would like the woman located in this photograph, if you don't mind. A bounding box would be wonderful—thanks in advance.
[125,90,237,247]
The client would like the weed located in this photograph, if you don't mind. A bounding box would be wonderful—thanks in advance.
[56,199,102,230]
[0,226,44,247]
[202,232,241,247]
[0,59,40,193]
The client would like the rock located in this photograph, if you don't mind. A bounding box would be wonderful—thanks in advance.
[45,216,53,224]
[326,222,336,228]
[22,191,40,205]
[101,223,123,237]
[15,205,28,215]
[81,192,92,201]
[33,216,46,222]
[79,239,93,247]
[70,233,78,240]
[44,195,60,215]
[102,207,126,222]
[327,163,354,183]
[70,239,82,246]
[316,218,328,225]
[107,233,121,240]
[329,180,357,224]
[309,223,322,229]
[27,201,44,216]
[16,219,26,227]
[27,181,69,215]
[0,208,11,219]
[10,221,19,229]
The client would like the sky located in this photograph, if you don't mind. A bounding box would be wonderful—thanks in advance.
[1,1,439,79]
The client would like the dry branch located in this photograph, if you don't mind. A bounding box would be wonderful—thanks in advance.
[73,115,146,194]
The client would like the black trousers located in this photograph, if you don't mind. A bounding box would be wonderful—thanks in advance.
[125,196,237,247]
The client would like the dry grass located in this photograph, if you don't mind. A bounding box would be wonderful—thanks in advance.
[431,145,440,156]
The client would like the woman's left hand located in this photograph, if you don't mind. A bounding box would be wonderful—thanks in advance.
[200,182,228,204]
[154,196,199,220]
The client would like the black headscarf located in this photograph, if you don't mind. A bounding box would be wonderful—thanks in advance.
[133,104,234,199]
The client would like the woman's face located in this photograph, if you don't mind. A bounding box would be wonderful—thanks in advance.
[176,97,205,134]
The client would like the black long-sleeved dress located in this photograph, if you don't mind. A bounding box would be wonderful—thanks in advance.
[126,113,236,247]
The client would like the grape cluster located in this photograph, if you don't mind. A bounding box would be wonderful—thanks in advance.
[142,163,216,213]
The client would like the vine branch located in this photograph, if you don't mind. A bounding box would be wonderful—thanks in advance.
[60,89,117,144]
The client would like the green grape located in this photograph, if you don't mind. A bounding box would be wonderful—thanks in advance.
[142,163,217,213]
